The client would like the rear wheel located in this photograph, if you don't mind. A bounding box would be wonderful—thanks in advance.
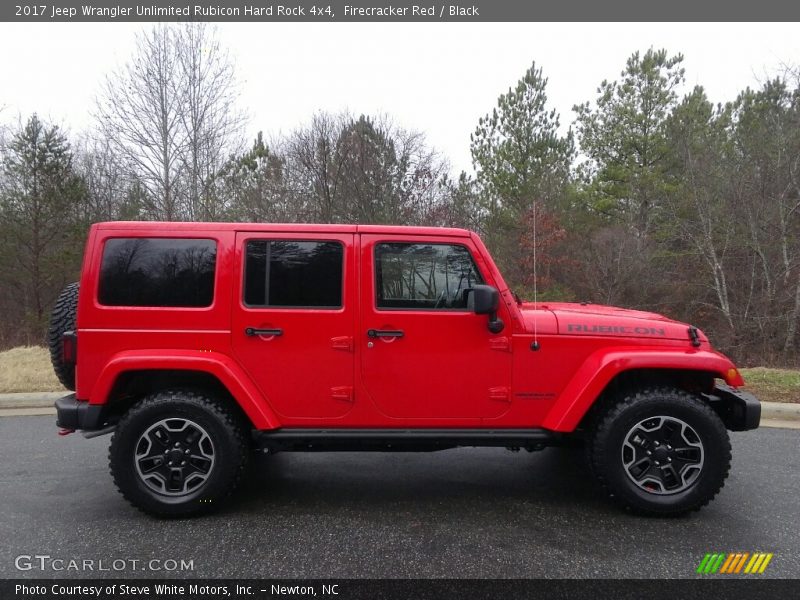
[109,390,249,517]
[48,282,79,390]
[587,387,730,516]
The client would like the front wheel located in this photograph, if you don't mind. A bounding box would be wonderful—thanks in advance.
[587,387,731,516]
[109,390,249,517]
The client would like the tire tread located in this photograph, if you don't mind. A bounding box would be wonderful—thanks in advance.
[47,282,79,390]
[586,386,731,516]
[108,389,249,517]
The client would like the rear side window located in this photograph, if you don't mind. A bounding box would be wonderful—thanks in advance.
[98,238,217,307]
[375,242,483,310]
[244,240,343,308]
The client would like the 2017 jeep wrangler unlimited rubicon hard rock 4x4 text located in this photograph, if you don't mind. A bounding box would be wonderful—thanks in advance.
[50,222,760,517]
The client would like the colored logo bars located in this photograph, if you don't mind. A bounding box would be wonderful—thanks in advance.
[697,552,774,574]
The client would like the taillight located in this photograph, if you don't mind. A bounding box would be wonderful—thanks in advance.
[62,331,77,365]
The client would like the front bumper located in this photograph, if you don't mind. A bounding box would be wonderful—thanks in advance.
[55,393,107,431]
[705,383,761,431]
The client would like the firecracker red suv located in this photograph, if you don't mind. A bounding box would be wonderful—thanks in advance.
[50,222,760,517]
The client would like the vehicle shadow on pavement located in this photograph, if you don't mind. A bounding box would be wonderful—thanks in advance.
[229,446,606,514]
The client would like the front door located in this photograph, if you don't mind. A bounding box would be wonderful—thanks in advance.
[231,232,355,420]
[359,235,512,421]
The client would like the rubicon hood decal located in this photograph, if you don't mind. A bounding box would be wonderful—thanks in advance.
[566,324,666,336]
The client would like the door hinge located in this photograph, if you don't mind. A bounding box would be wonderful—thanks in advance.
[489,336,510,352]
[331,386,354,403]
[331,336,353,352]
[489,386,510,402]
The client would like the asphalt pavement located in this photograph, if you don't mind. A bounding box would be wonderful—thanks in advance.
[0,415,798,579]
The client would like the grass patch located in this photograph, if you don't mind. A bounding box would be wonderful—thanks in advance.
[740,368,800,404]
[0,346,65,393]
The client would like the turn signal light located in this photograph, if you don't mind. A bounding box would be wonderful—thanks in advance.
[726,368,744,387]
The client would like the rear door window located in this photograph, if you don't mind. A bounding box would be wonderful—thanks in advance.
[244,240,344,308]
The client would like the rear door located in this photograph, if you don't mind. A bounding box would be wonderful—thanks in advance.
[359,235,513,421]
[231,232,355,420]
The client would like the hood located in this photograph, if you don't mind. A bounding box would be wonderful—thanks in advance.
[518,302,706,343]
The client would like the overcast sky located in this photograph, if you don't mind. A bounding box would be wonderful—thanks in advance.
[1,22,798,173]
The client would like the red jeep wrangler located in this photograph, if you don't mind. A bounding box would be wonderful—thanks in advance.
[50,222,759,517]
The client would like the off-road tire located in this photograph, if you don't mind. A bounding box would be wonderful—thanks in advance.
[109,390,250,517]
[48,282,79,391]
[587,387,731,516]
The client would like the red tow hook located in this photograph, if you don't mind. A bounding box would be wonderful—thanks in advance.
[58,428,75,436]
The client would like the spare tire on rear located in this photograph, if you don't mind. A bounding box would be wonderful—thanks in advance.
[48,282,79,391]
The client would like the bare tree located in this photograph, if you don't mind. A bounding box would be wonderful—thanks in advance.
[96,25,185,220]
[339,116,447,225]
[73,134,135,221]
[283,112,447,225]
[284,112,348,222]
[0,105,8,152]
[174,23,246,220]
[95,24,245,221]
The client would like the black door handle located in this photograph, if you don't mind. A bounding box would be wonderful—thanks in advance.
[367,329,404,338]
[245,327,283,337]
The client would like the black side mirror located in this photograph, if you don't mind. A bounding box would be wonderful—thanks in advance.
[467,285,504,333]
[468,284,499,314]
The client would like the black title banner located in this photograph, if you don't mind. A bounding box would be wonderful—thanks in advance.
[3,0,800,22]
